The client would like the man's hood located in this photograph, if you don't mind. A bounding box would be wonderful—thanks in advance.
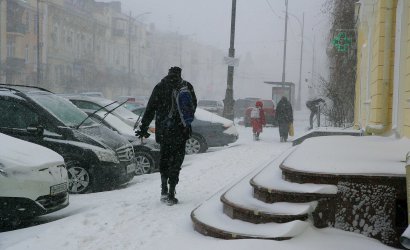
[162,74,182,88]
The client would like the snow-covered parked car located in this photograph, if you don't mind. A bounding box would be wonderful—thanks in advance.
[0,133,69,228]
[0,85,136,194]
[132,107,239,154]
[61,95,140,127]
[62,95,160,175]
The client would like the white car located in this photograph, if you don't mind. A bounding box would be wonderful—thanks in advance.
[0,133,69,227]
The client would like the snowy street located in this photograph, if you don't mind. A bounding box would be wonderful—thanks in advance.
[0,113,395,250]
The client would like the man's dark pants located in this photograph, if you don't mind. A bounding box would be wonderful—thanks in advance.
[159,140,186,190]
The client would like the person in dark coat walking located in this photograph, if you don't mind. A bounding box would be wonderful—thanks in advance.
[306,98,325,130]
[275,96,293,142]
[135,66,197,205]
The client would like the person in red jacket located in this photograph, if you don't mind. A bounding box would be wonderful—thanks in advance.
[250,101,266,141]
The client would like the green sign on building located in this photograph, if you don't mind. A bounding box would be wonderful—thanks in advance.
[332,32,352,52]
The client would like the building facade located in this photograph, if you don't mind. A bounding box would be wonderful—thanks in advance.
[0,0,227,100]
[355,0,410,137]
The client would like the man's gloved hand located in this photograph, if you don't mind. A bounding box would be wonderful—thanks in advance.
[183,125,192,138]
[135,126,150,139]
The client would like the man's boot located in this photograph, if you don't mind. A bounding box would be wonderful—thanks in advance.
[160,175,168,202]
[167,183,178,206]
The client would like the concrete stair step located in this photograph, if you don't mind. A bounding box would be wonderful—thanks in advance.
[250,147,338,203]
[221,173,315,223]
[191,191,310,240]
[191,147,326,239]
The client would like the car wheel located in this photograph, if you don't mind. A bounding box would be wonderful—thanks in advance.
[186,134,207,155]
[134,151,155,175]
[66,161,92,194]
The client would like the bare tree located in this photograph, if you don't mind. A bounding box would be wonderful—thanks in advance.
[320,0,357,127]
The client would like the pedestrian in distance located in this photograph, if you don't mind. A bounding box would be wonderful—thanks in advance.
[135,66,197,206]
[250,101,266,141]
[306,98,325,130]
[275,96,293,142]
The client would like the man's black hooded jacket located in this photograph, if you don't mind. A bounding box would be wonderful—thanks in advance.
[140,74,197,144]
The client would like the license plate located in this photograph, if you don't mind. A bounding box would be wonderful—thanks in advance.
[50,183,67,196]
[126,164,136,174]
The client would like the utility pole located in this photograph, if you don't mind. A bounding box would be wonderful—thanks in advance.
[309,33,316,99]
[0,0,3,83]
[296,12,304,110]
[281,0,288,85]
[222,0,236,120]
[36,0,41,85]
[128,11,132,94]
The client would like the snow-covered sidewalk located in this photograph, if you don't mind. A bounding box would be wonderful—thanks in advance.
[0,113,398,250]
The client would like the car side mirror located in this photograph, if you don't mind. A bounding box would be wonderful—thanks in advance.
[27,125,44,136]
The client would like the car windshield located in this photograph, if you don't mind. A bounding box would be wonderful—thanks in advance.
[132,107,146,117]
[29,92,95,127]
[198,100,217,107]
[123,102,142,111]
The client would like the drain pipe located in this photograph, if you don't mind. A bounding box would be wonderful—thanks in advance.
[365,0,393,135]
[400,152,410,248]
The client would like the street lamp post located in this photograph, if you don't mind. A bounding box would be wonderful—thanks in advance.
[0,0,3,83]
[281,0,289,85]
[284,11,305,110]
[222,0,236,120]
[37,0,41,85]
[288,12,305,110]
[296,13,305,110]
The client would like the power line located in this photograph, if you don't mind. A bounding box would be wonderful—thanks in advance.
[264,0,283,20]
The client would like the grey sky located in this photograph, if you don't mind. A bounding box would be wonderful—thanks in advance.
[108,0,330,100]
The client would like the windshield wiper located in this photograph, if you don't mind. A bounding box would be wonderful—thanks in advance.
[133,109,145,130]
[76,101,118,129]
[98,99,128,124]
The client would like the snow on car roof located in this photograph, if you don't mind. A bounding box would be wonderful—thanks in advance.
[195,108,233,126]
[0,133,64,170]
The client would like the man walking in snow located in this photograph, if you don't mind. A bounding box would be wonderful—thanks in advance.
[135,67,197,206]
[275,96,293,142]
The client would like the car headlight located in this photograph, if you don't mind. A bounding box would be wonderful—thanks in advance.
[93,149,120,164]
[0,163,8,177]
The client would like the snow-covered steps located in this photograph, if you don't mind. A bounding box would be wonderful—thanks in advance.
[250,149,338,204]
[219,148,320,224]
[192,148,314,239]
[220,178,315,223]
[191,146,340,240]
[291,127,362,146]
[191,191,310,240]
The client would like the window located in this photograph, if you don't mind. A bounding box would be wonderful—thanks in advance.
[7,37,15,57]
[52,24,59,46]
[25,45,29,63]
[25,13,30,32]
[0,100,39,129]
